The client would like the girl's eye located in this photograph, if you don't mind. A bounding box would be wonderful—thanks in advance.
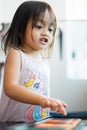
[35,25,42,29]
[49,28,54,32]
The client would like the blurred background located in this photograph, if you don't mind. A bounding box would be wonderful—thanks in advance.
[0,0,87,112]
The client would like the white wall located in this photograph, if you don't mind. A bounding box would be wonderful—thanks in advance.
[0,0,87,112]
[66,0,87,20]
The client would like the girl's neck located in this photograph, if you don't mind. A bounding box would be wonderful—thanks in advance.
[20,46,42,60]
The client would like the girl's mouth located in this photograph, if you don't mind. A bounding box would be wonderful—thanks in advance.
[40,38,48,45]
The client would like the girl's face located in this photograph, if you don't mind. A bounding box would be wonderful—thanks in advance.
[23,9,54,52]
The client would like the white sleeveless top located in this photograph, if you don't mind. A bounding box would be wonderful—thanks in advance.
[0,50,50,122]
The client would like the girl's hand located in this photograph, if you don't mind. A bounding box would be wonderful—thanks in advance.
[41,98,68,116]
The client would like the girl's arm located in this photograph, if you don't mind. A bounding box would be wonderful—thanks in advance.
[4,49,45,105]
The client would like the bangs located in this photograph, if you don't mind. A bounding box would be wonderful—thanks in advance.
[48,10,57,32]
[32,9,57,34]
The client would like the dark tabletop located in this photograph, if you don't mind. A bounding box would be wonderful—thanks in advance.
[0,118,87,130]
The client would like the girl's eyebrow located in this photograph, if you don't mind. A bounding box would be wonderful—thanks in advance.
[50,22,54,26]
[37,19,54,27]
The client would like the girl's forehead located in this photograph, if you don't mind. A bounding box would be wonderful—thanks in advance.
[37,9,55,25]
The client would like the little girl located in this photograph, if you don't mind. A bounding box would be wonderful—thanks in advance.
[0,1,67,122]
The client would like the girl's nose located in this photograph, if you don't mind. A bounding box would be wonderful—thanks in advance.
[41,28,48,36]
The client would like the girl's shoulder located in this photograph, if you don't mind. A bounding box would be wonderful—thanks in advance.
[6,48,22,63]
[7,48,20,56]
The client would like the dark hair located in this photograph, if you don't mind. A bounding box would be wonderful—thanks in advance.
[2,1,57,57]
